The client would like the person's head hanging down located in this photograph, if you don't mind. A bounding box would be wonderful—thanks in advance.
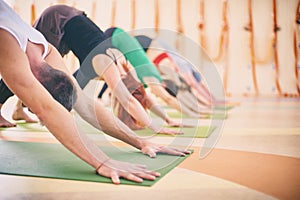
[0,3,77,113]
[33,62,77,111]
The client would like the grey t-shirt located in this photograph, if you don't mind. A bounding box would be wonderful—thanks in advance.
[34,5,83,56]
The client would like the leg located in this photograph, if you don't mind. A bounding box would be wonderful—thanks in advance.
[0,79,15,127]
[12,99,38,123]
[0,103,16,127]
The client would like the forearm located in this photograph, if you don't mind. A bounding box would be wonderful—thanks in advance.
[40,101,110,169]
[100,62,157,131]
[2,69,108,169]
[44,45,144,148]
[111,85,153,128]
[0,31,110,169]
[95,100,145,149]
[73,83,145,150]
[145,92,169,122]
[149,84,182,111]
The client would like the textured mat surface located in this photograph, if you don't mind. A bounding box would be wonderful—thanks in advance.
[166,112,227,119]
[0,140,191,186]
[134,126,216,138]
[0,121,216,138]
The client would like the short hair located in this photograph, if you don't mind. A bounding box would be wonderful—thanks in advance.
[35,62,77,111]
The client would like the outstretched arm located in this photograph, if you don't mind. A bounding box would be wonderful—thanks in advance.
[144,92,182,127]
[93,50,181,134]
[0,29,107,171]
[143,77,202,118]
[143,77,182,111]
[94,54,158,131]
[44,43,189,154]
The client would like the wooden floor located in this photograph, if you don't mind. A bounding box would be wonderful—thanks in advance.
[0,97,300,200]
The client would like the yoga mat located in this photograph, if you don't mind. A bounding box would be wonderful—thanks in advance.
[166,112,227,119]
[0,122,48,132]
[213,105,235,111]
[1,120,216,138]
[74,119,216,138]
[135,126,216,138]
[0,140,192,186]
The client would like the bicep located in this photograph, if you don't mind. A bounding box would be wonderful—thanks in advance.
[102,64,133,104]
[0,30,53,113]
[93,54,132,104]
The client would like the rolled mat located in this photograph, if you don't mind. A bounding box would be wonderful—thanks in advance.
[0,140,192,186]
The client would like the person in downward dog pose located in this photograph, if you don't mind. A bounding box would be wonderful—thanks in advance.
[134,35,214,118]
[102,27,210,118]
[135,35,236,108]
[1,4,183,133]
[0,1,190,184]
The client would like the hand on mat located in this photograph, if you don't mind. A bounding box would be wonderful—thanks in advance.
[141,141,191,158]
[166,119,194,128]
[157,127,183,135]
[96,159,160,184]
[166,118,182,127]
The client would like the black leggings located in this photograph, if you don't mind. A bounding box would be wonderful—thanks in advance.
[0,79,14,104]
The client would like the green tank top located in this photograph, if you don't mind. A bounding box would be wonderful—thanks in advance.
[110,28,162,87]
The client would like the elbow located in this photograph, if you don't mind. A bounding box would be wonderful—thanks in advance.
[164,95,175,105]
[29,102,54,123]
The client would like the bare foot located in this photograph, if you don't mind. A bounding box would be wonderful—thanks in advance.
[12,108,38,123]
[0,114,16,127]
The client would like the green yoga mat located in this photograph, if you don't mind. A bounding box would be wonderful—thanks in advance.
[166,112,227,119]
[135,126,216,138]
[0,121,216,138]
[74,117,216,138]
[0,122,48,132]
[213,105,235,111]
[0,140,192,186]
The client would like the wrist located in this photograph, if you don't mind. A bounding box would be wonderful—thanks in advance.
[95,158,111,173]
[148,123,161,133]
[165,116,172,124]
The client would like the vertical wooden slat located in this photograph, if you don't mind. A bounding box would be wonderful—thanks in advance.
[111,0,117,27]
[212,0,228,62]
[175,0,184,49]
[154,0,160,35]
[221,0,229,95]
[198,0,205,48]
[247,0,259,95]
[272,0,282,95]
[30,0,36,26]
[91,0,97,21]
[131,0,136,30]
[293,1,300,96]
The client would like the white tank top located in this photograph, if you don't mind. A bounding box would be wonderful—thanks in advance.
[0,0,48,59]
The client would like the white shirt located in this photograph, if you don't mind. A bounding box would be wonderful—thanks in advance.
[0,0,48,59]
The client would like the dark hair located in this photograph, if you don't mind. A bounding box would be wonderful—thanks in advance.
[163,79,178,97]
[35,62,77,111]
